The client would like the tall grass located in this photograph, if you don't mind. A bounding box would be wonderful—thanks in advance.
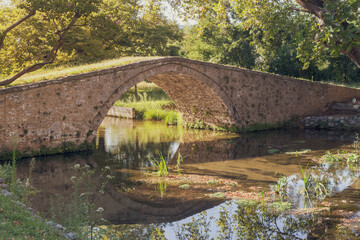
[148,152,168,177]
[115,83,182,125]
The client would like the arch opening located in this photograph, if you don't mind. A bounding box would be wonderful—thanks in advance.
[88,68,236,142]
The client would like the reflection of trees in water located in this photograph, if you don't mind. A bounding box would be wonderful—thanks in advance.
[174,202,315,240]
[96,201,360,239]
[94,141,177,170]
[281,163,360,208]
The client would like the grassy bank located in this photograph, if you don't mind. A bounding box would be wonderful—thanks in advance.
[1,56,160,88]
[0,162,63,238]
[2,56,360,90]
[114,82,182,125]
[0,195,63,239]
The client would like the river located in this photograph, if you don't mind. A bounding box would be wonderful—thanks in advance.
[17,117,360,239]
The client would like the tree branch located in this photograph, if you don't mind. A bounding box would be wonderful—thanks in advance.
[290,7,312,14]
[0,11,36,50]
[0,12,81,87]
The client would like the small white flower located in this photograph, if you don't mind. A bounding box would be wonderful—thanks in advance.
[96,207,104,213]
[73,164,80,169]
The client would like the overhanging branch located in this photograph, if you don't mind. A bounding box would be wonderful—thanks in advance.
[0,12,81,87]
[0,11,36,50]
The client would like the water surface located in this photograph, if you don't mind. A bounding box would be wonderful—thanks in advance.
[17,118,360,239]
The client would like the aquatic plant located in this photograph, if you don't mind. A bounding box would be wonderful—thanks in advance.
[209,192,225,199]
[235,199,257,207]
[322,151,344,163]
[321,151,360,164]
[148,152,168,177]
[272,175,289,199]
[175,153,183,174]
[268,201,292,212]
[179,184,190,190]
[207,179,220,185]
[299,165,329,201]
[158,182,167,199]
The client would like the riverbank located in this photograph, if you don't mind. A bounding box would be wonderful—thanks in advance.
[0,164,73,239]
[114,81,182,125]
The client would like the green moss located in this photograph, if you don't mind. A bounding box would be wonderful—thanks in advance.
[268,201,292,212]
[236,199,258,207]
[179,184,190,190]
[191,105,199,114]
[207,180,219,185]
[214,116,301,133]
[27,141,94,158]
[86,130,94,137]
[209,192,225,199]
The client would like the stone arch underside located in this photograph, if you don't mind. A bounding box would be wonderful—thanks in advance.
[87,63,236,142]
[148,72,235,127]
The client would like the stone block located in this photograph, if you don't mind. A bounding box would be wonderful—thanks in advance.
[106,106,135,119]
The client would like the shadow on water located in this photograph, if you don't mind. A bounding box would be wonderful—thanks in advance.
[15,118,360,239]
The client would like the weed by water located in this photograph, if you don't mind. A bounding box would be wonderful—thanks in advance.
[299,165,329,201]
[175,153,183,174]
[49,164,113,238]
[148,152,168,177]
[321,151,360,164]
[272,175,289,200]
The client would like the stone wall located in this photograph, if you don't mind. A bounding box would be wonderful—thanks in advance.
[1,57,360,153]
[106,106,135,119]
[304,116,360,130]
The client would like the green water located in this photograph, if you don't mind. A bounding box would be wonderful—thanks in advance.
[17,118,360,239]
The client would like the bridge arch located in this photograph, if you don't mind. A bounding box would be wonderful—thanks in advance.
[87,62,237,141]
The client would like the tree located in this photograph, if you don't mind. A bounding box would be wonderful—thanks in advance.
[167,0,360,69]
[0,0,182,86]
[0,0,101,86]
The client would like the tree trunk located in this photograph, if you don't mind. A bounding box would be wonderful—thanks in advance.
[342,47,360,69]
[295,0,360,69]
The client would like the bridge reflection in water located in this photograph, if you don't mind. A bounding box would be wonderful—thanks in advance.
[16,118,357,225]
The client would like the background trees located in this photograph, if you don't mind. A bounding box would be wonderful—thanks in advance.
[172,0,360,83]
[1,0,359,85]
[0,0,181,86]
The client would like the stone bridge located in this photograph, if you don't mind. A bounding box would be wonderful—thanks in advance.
[1,57,360,154]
